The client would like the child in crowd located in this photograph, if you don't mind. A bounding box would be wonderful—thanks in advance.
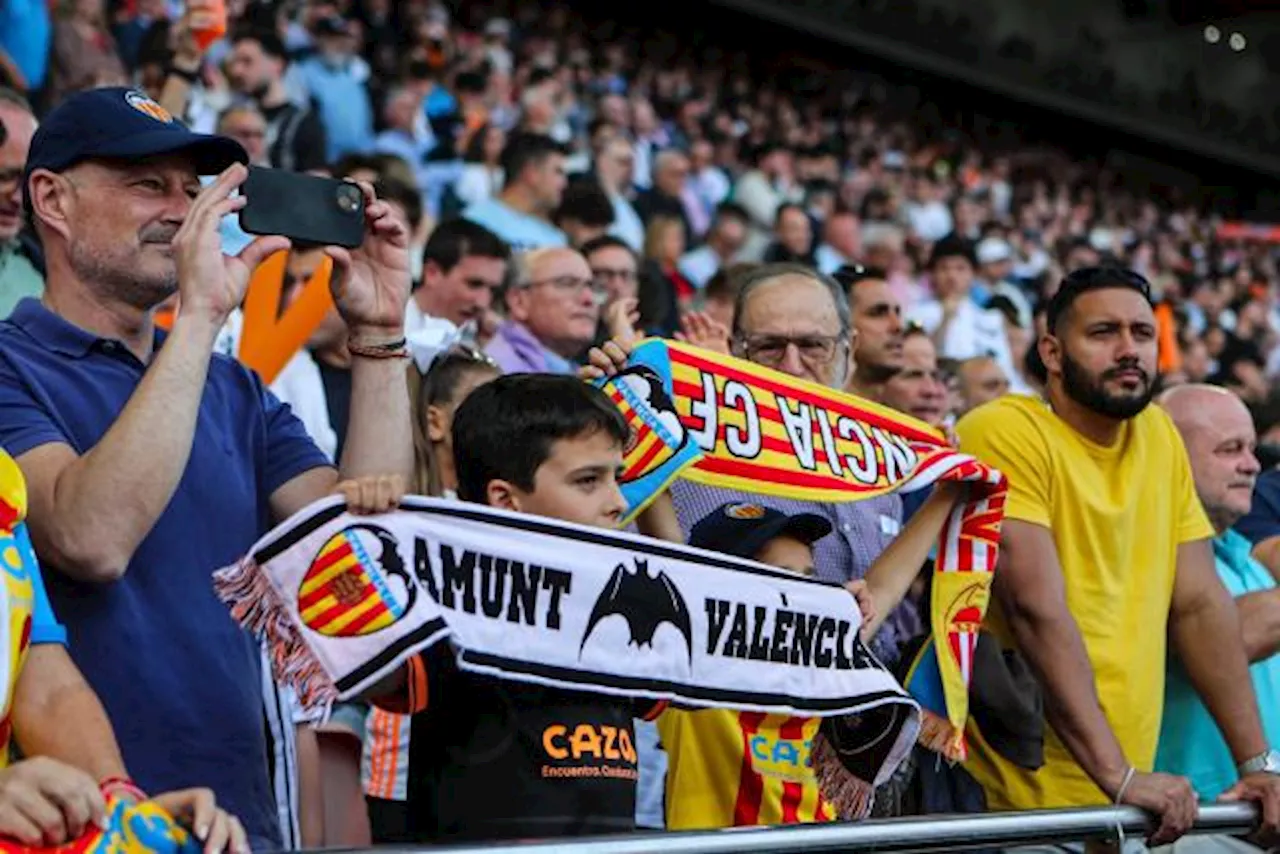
[658,497,955,829]
[363,342,501,843]
[369,374,669,841]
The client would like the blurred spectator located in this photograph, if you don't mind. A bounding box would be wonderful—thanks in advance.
[593,135,644,251]
[582,235,639,314]
[216,104,269,166]
[880,326,948,428]
[815,207,861,276]
[678,203,748,291]
[763,202,815,266]
[908,236,1022,394]
[226,28,327,172]
[46,0,127,107]
[408,218,510,335]
[0,88,40,317]
[453,123,505,210]
[733,141,800,253]
[839,265,906,401]
[372,86,431,195]
[634,150,694,246]
[642,215,692,321]
[464,131,568,251]
[955,355,1011,415]
[553,179,615,249]
[486,247,599,373]
[296,16,374,162]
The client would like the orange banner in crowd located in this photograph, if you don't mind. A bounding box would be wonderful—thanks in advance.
[238,251,334,385]
[154,252,334,385]
[1216,221,1280,243]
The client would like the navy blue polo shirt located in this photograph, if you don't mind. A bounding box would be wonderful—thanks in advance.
[1237,469,1280,547]
[0,298,330,848]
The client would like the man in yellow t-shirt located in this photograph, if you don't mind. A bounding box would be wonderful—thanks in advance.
[956,267,1280,848]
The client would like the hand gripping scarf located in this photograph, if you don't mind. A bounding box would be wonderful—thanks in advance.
[214,496,922,807]
[0,794,202,854]
[594,340,1008,761]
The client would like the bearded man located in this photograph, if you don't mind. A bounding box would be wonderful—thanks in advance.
[956,267,1280,851]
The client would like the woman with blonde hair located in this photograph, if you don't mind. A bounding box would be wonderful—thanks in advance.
[362,322,500,842]
[638,214,691,338]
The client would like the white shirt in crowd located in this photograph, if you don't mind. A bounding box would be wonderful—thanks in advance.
[904,200,954,243]
[908,297,1029,393]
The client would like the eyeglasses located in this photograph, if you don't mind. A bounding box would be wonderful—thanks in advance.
[592,268,638,285]
[524,275,606,297]
[737,333,845,367]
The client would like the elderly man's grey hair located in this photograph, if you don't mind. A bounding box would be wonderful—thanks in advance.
[730,262,851,341]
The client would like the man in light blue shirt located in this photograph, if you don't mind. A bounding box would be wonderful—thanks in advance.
[464,131,567,252]
[1158,385,1280,820]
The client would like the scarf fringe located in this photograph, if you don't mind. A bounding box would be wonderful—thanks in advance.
[914,708,966,762]
[810,731,875,821]
[213,557,337,719]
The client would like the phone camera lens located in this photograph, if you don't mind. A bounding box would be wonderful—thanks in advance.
[336,184,362,213]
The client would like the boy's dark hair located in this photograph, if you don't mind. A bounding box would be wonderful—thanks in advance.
[422,219,510,274]
[500,132,567,190]
[452,375,630,504]
[553,179,615,229]
[1045,266,1153,335]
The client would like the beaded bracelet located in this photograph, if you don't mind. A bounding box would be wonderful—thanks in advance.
[349,337,409,360]
[100,775,147,804]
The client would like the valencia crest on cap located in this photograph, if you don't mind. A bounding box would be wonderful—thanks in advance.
[125,90,174,124]
[724,503,766,520]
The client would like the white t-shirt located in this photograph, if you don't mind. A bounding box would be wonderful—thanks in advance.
[908,298,1027,392]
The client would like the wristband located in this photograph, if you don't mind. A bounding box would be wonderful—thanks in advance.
[166,63,200,84]
[100,775,147,803]
[1112,765,1136,804]
[349,337,409,360]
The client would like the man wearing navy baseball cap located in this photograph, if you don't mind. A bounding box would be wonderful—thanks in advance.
[0,86,415,852]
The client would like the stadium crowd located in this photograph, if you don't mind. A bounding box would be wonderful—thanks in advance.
[4,0,1280,853]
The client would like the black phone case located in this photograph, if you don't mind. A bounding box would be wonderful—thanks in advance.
[239,166,366,249]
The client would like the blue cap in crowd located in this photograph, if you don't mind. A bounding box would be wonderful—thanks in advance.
[689,502,832,561]
[23,87,247,209]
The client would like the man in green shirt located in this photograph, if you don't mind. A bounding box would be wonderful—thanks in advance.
[0,87,43,318]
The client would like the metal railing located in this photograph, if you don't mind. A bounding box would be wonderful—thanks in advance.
[398,804,1260,853]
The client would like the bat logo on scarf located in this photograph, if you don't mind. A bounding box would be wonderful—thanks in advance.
[580,559,694,663]
[297,525,417,637]
[600,366,690,484]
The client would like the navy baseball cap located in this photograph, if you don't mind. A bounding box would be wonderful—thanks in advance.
[23,87,247,207]
[689,502,832,561]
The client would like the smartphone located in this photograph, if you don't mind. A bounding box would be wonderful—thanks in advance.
[240,166,365,249]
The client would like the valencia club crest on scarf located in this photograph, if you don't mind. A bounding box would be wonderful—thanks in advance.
[298,525,416,637]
